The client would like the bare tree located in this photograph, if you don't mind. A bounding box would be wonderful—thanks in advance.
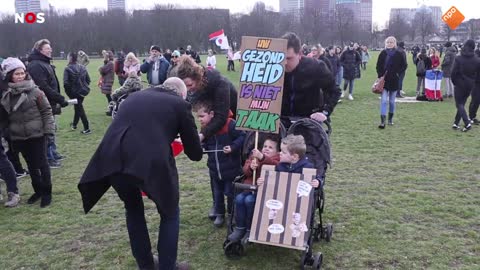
[334,5,355,46]
[413,7,435,45]
[387,15,409,41]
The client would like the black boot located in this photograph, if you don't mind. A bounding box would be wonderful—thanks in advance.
[388,113,394,125]
[378,115,386,129]
[228,227,246,242]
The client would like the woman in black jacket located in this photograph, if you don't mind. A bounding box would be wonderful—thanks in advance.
[376,36,407,128]
[451,39,480,132]
[176,55,237,142]
[64,52,91,134]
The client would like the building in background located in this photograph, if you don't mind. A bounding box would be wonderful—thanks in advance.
[279,0,304,18]
[108,0,126,11]
[335,0,372,32]
[15,0,48,13]
[389,6,443,32]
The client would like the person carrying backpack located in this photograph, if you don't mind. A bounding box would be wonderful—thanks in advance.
[414,48,432,97]
[64,52,91,134]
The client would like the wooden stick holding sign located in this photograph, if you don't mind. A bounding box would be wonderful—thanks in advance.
[252,131,259,185]
[236,36,287,186]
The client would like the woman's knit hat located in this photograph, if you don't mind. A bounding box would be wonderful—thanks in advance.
[1,57,26,76]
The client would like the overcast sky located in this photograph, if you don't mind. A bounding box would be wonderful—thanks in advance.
[3,0,479,27]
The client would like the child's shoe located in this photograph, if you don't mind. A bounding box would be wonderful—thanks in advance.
[213,215,224,227]
[228,227,246,242]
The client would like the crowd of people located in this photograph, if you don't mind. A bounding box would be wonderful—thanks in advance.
[0,30,479,270]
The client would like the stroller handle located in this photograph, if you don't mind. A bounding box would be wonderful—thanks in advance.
[287,116,332,136]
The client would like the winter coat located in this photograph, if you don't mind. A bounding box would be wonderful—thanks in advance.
[414,55,432,77]
[206,55,216,69]
[397,47,408,72]
[441,47,457,78]
[361,51,370,63]
[78,87,203,217]
[275,157,314,174]
[27,49,66,115]
[376,49,408,92]
[242,153,280,185]
[99,61,115,94]
[140,57,170,85]
[0,79,54,141]
[204,119,245,181]
[430,55,440,69]
[282,56,341,118]
[167,64,179,78]
[64,63,91,99]
[340,49,361,80]
[188,69,238,140]
[319,55,333,73]
[325,54,340,77]
[123,58,141,76]
[451,47,480,99]
[111,76,143,101]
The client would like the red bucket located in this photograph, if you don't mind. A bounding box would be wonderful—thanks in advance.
[141,141,184,197]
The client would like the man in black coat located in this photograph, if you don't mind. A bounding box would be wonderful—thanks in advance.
[280,32,341,126]
[451,39,480,131]
[78,86,203,269]
[27,39,68,168]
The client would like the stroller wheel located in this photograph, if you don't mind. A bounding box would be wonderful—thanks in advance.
[224,241,244,258]
[312,252,323,269]
[223,239,230,250]
[325,223,333,242]
[300,250,311,269]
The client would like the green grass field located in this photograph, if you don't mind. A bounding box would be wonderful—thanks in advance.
[0,53,479,270]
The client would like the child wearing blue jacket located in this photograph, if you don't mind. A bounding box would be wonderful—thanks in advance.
[194,101,245,227]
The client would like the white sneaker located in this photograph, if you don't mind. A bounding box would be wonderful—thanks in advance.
[401,90,406,95]
[340,92,345,98]
[5,192,20,207]
[348,94,354,100]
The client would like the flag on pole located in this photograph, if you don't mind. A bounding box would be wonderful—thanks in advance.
[209,29,225,40]
[209,29,230,50]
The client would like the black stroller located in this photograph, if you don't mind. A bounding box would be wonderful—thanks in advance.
[223,117,333,269]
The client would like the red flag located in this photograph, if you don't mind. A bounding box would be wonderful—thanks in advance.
[209,29,225,40]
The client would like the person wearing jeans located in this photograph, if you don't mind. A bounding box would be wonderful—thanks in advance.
[376,36,407,129]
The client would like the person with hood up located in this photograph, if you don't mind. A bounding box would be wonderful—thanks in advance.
[450,39,480,132]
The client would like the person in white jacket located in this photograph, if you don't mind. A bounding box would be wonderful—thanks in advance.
[206,49,216,70]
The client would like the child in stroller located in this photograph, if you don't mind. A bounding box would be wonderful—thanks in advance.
[228,135,281,242]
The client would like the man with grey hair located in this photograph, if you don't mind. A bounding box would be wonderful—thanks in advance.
[28,39,68,169]
[163,77,187,99]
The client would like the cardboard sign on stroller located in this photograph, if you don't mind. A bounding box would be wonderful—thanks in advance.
[236,36,287,134]
[249,165,317,251]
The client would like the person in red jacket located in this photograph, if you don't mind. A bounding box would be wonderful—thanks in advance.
[227,136,281,242]
[429,47,440,69]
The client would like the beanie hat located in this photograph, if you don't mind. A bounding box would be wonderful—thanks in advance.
[398,41,405,49]
[150,45,162,53]
[172,50,181,57]
[1,57,26,76]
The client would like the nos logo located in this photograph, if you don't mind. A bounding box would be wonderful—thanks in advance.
[15,12,46,24]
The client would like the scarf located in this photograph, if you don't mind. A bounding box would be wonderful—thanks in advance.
[1,79,36,113]
[384,48,396,70]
